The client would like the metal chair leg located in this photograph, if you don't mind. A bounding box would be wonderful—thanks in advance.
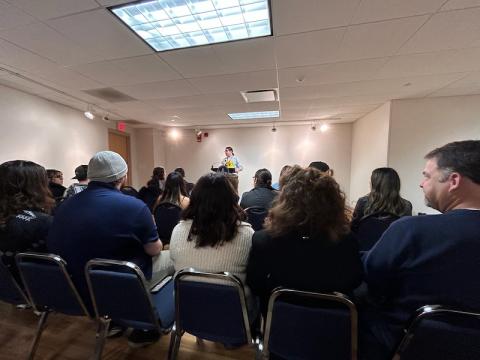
[92,317,110,360]
[28,311,49,360]
[168,327,182,360]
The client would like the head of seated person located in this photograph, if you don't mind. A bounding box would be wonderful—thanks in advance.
[308,161,334,177]
[155,171,189,209]
[364,167,411,217]
[253,168,274,190]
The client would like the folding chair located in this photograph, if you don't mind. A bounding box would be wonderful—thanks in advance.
[85,259,174,358]
[0,255,29,306]
[393,305,480,360]
[168,268,254,360]
[353,212,399,251]
[16,252,91,360]
[153,202,182,245]
[261,288,358,360]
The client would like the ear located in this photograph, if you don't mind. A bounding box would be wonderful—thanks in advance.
[448,172,461,191]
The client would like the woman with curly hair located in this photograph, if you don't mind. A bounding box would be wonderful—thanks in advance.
[0,160,54,279]
[246,165,363,315]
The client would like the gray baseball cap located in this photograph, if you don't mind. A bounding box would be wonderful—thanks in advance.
[87,151,128,183]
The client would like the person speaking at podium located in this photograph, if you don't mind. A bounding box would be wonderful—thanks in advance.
[222,146,243,174]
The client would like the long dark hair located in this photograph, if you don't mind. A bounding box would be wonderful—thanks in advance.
[266,166,349,242]
[182,173,244,248]
[147,166,165,187]
[364,167,408,216]
[0,160,54,224]
[155,172,187,208]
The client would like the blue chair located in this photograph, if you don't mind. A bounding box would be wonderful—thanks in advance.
[353,212,399,251]
[85,259,174,358]
[153,202,182,245]
[261,288,358,360]
[0,255,29,306]
[245,206,269,231]
[15,252,91,359]
[393,305,480,360]
[168,268,253,360]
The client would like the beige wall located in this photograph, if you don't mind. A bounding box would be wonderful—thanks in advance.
[349,102,390,205]
[0,84,109,187]
[388,95,480,214]
[163,124,353,198]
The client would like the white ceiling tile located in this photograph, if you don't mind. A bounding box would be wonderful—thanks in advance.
[275,28,345,68]
[116,79,201,100]
[188,70,277,94]
[427,71,480,96]
[399,7,480,54]
[0,38,60,73]
[440,0,480,11]
[351,0,444,24]
[279,58,388,87]
[0,22,98,65]
[0,1,36,30]
[212,37,276,74]
[376,47,480,78]
[159,46,225,78]
[69,55,182,86]
[7,0,99,20]
[48,9,153,62]
[337,16,429,61]
[145,93,243,110]
[273,0,360,35]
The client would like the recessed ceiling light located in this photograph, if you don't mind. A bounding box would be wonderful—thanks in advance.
[228,110,279,120]
[110,0,272,52]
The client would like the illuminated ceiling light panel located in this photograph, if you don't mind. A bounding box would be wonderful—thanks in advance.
[228,110,279,120]
[110,0,272,52]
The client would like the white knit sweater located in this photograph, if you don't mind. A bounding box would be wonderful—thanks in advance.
[169,219,254,284]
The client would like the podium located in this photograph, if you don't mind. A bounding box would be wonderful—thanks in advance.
[210,165,238,193]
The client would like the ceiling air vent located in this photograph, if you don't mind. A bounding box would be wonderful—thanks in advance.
[241,89,278,103]
[82,87,136,103]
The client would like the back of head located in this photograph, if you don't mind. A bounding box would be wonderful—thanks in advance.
[46,169,62,182]
[87,151,128,184]
[308,161,330,172]
[73,165,88,181]
[266,166,349,241]
[174,167,185,178]
[0,160,54,223]
[182,172,243,247]
[365,167,405,216]
[158,171,187,205]
[254,168,273,188]
[425,140,480,185]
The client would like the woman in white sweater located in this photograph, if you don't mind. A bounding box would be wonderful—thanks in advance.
[169,172,255,315]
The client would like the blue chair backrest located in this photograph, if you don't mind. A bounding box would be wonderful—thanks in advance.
[154,202,182,244]
[394,306,480,360]
[16,253,89,316]
[86,259,173,331]
[264,289,357,360]
[245,206,268,231]
[174,269,251,345]
[0,256,29,305]
[354,213,399,251]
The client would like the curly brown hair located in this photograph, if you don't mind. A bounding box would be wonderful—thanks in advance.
[266,165,350,242]
[0,160,54,225]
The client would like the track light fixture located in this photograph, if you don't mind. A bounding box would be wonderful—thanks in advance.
[84,104,94,120]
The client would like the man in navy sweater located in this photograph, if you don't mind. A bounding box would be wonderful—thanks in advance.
[361,140,480,359]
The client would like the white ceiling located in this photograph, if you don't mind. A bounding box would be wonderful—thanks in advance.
[1,0,480,128]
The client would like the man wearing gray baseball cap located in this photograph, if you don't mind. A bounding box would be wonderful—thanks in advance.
[48,150,173,346]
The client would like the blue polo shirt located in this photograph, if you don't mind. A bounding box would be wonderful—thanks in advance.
[47,181,158,306]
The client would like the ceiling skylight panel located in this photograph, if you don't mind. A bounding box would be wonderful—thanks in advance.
[228,111,279,120]
[110,0,272,52]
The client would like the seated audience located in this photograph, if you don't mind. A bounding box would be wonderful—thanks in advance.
[48,151,173,346]
[351,167,412,231]
[169,172,255,314]
[174,167,194,195]
[154,172,189,210]
[0,160,54,280]
[361,140,480,360]
[271,165,291,190]
[240,168,278,210]
[247,166,363,316]
[47,168,66,205]
[120,185,139,197]
[63,164,88,200]
[138,166,165,211]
